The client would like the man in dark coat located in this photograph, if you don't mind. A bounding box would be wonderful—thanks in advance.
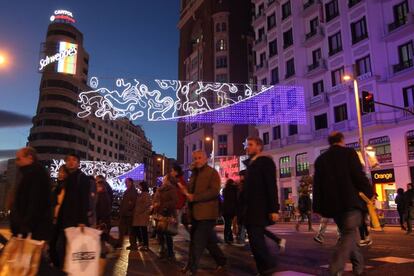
[118,178,138,250]
[313,132,373,275]
[404,183,414,234]
[55,153,91,268]
[10,147,52,241]
[222,178,238,244]
[242,137,279,276]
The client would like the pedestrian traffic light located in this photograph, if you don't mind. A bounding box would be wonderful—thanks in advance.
[362,91,374,113]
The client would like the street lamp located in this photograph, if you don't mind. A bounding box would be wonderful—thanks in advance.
[157,155,165,176]
[343,74,369,172]
[205,136,215,169]
[0,53,7,67]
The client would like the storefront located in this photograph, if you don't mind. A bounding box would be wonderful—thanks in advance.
[371,168,396,209]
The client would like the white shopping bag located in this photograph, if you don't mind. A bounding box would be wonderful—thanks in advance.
[64,227,102,276]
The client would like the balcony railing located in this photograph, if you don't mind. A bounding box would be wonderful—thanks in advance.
[255,35,267,45]
[308,61,320,71]
[329,47,343,57]
[393,59,413,73]
[285,70,295,79]
[303,0,315,10]
[305,29,318,40]
[348,0,361,8]
[388,18,407,32]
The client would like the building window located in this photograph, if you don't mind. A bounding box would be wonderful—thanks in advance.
[271,67,279,84]
[104,138,107,145]
[97,147,101,153]
[331,66,345,86]
[314,113,328,130]
[348,0,361,8]
[216,74,227,83]
[216,39,227,52]
[312,48,322,65]
[389,0,409,31]
[309,17,319,34]
[218,135,228,156]
[103,149,107,155]
[267,13,276,29]
[407,131,414,160]
[261,78,267,85]
[216,56,227,68]
[221,22,227,32]
[369,136,392,163]
[285,58,295,79]
[258,3,265,16]
[280,156,291,178]
[325,0,339,22]
[263,132,270,145]
[258,27,265,41]
[328,32,343,56]
[288,122,298,136]
[395,41,414,72]
[259,52,266,67]
[273,126,281,140]
[282,1,291,20]
[334,103,348,122]
[351,17,368,44]
[97,136,102,142]
[296,153,309,176]
[269,39,278,57]
[283,29,293,49]
[403,85,414,107]
[312,80,324,96]
[356,55,372,76]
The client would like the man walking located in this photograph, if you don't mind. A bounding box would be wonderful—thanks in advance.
[242,137,280,276]
[313,132,373,275]
[181,150,226,275]
[404,183,414,234]
[118,178,138,250]
[10,147,52,241]
[222,178,238,244]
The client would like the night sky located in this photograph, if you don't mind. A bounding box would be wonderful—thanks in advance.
[0,0,180,160]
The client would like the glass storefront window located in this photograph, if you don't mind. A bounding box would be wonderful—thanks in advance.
[280,156,291,178]
[407,130,414,160]
[296,153,309,176]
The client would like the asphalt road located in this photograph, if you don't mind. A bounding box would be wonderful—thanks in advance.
[103,223,414,276]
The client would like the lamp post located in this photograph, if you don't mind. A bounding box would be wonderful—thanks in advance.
[157,154,165,176]
[343,74,369,173]
[205,136,215,169]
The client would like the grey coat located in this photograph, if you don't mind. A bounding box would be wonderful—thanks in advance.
[132,192,152,226]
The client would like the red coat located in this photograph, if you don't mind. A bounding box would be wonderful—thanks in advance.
[176,176,187,210]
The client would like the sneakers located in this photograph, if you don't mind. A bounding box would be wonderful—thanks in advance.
[313,235,324,244]
[358,236,373,247]
[278,238,286,253]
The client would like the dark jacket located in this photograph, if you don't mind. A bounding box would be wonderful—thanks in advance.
[222,180,238,217]
[119,186,138,217]
[188,165,221,220]
[96,190,112,225]
[153,183,178,217]
[10,163,52,241]
[395,193,405,212]
[57,169,90,228]
[404,189,414,210]
[313,145,373,218]
[104,181,114,205]
[298,194,312,213]
[242,155,279,226]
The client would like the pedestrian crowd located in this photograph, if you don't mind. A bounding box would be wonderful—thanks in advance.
[3,131,414,275]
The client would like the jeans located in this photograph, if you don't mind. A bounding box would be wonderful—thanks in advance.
[237,224,247,243]
[158,233,174,257]
[246,224,278,275]
[316,218,341,240]
[407,207,414,233]
[330,210,364,275]
[296,211,312,230]
[188,219,226,273]
[223,215,235,242]
[397,208,405,229]
[133,226,148,247]
[118,216,134,247]
[359,214,369,240]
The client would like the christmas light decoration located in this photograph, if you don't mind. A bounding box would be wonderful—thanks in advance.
[50,159,144,191]
[77,77,306,124]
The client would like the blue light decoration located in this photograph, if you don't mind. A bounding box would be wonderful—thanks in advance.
[77,77,306,125]
[117,163,145,183]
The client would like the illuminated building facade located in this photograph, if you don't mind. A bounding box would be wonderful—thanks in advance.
[177,0,257,172]
[252,0,414,213]
[27,11,153,181]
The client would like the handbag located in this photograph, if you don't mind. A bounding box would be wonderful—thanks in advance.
[0,235,45,276]
[155,215,178,236]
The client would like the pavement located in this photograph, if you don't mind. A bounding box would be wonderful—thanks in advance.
[1,223,413,275]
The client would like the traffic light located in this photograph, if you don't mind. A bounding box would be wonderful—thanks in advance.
[362,91,374,113]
